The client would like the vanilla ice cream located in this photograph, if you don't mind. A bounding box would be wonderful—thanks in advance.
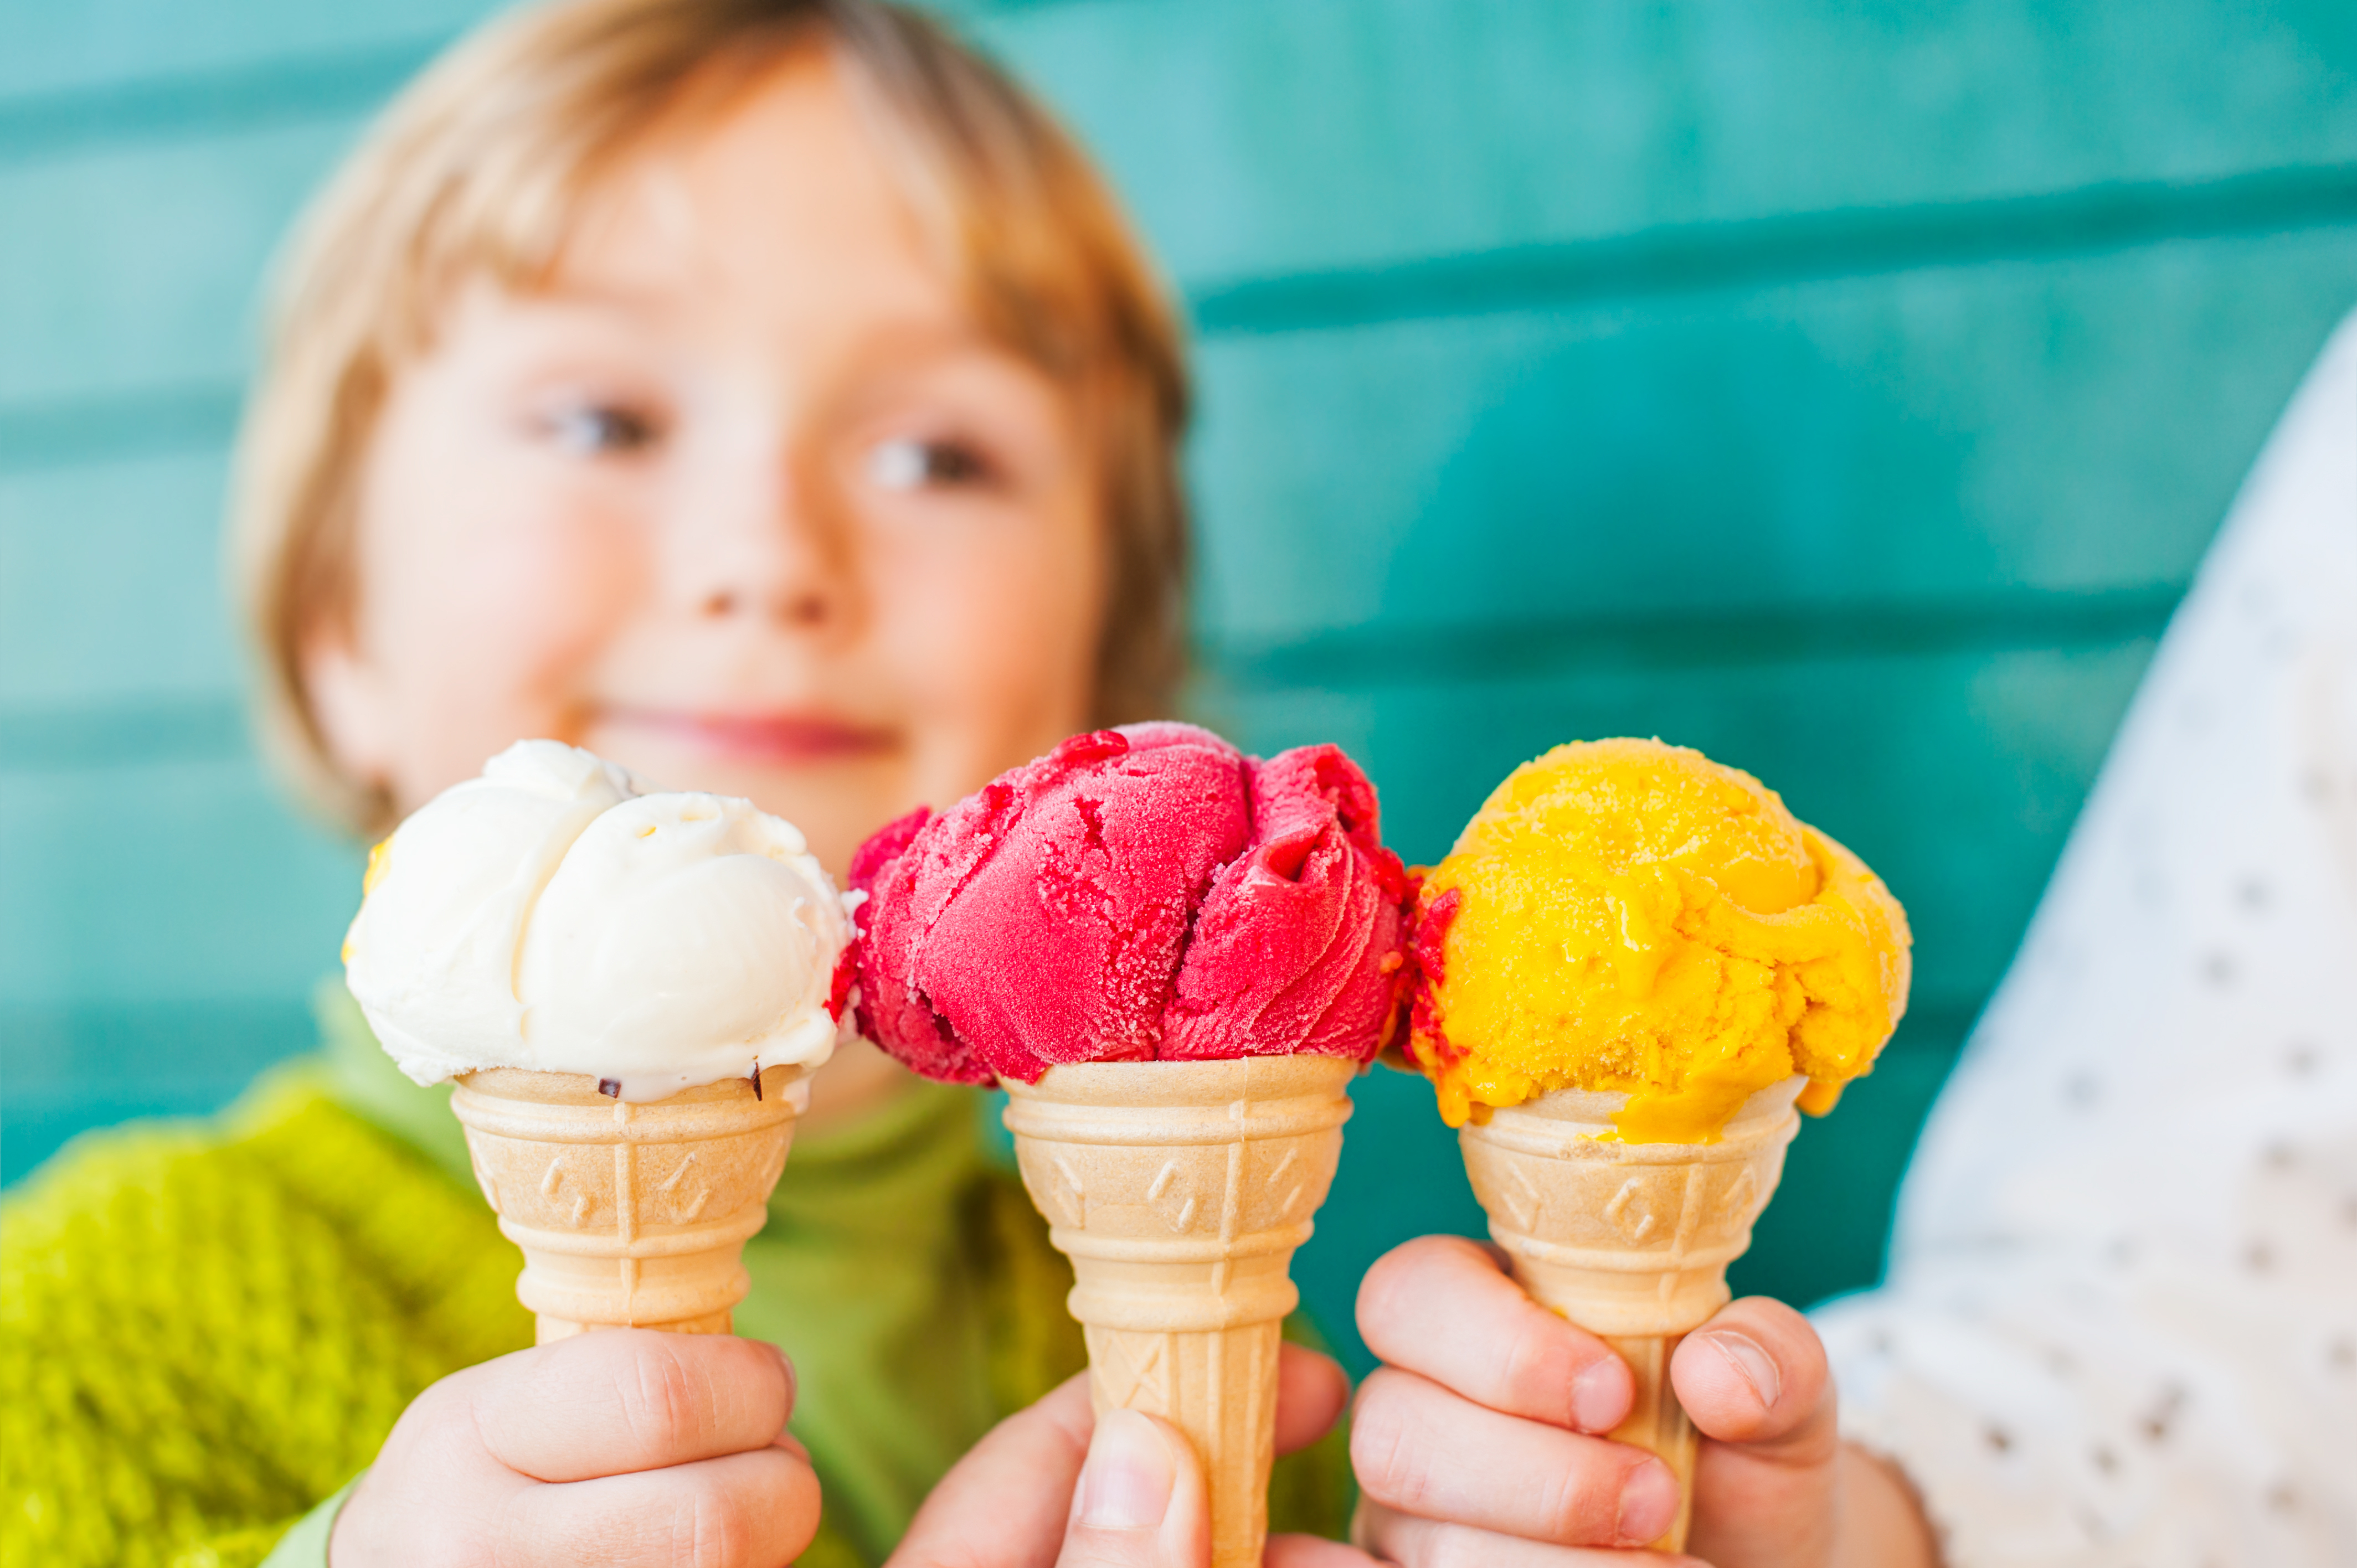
[343,740,852,1100]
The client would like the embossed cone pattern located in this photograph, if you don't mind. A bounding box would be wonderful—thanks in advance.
[450,1066,806,1342]
[1459,1077,1805,1553]
[1002,1056,1355,1568]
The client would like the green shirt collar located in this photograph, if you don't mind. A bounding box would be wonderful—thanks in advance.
[311,979,987,1227]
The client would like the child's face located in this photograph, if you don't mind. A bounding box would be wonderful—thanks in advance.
[308,51,1108,874]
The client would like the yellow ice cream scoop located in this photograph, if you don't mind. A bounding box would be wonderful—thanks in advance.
[1404,738,1911,1141]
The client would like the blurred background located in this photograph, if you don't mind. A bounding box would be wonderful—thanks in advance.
[3,0,2353,1375]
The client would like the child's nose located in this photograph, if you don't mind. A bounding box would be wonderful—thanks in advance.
[669,464,858,637]
[697,584,832,630]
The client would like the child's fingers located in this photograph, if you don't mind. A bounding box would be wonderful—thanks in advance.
[1264,1533,1381,1567]
[893,1349,1341,1568]
[466,1330,798,1482]
[1350,1366,1679,1548]
[1668,1298,1834,1456]
[1356,1235,1634,1433]
[1054,1407,1212,1568]
[496,1445,820,1566]
[1673,1298,1844,1568]
[1274,1343,1351,1456]
[1352,1499,1710,1567]
[891,1374,1097,1565]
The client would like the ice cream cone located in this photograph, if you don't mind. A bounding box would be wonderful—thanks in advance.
[450,1064,809,1343]
[1000,1055,1356,1568]
[1459,1076,1805,1552]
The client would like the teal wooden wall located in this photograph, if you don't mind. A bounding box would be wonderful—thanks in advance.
[4,1,2354,1376]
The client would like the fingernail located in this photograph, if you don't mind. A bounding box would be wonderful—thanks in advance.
[1617,1458,1680,1544]
[1076,1409,1175,1529]
[1570,1357,1624,1432]
[1699,1329,1782,1411]
[756,1340,798,1407]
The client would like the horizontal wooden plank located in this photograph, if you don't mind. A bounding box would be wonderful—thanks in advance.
[1209,637,2157,1014]
[3,1076,292,1188]
[0,997,318,1185]
[985,0,2357,285]
[0,697,248,770]
[0,453,243,705]
[0,0,1017,151]
[0,385,239,471]
[0,0,489,103]
[0,121,357,405]
[0,41,442,163]
[1186,229,2357,647]
[1191,166,2357,337]
[1,996,319,1094]
[0,754,361,1007]
[1210,589,2181,691]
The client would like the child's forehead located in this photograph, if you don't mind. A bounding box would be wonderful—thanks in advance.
[371,28,1125,406]
[420,251,1061,423]
[438,273,1036,396]
[533,53,969,326]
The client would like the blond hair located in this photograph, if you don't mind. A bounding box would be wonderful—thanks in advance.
[232,0,1189,835]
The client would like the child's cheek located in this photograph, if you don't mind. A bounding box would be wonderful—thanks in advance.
[369,450,646,794]
[457,488,643,706]
[871,498,1104,767]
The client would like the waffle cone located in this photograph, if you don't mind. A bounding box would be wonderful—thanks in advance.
[450,1065,807,1343]
[1460,1076,1805,1552]
[1001,1055,1355,1568]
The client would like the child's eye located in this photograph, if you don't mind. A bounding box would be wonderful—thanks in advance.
[543,401,662,456]
[867,436,992,492]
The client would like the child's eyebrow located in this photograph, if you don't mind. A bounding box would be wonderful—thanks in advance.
[821,319,1027,367]
[512,269,1005,358]
[498,276,685,322]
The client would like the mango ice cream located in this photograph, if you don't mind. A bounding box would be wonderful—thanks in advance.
[1404,737,1911,1141]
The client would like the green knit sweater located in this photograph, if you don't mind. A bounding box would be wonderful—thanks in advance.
[1,991,1350,1567]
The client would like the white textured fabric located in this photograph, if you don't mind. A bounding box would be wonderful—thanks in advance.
[1815,311,2357,1567]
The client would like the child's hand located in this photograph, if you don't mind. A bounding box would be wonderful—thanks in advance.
[330,1329,819,1567]
[889,1347,1352,1568]
[1349,1236,1939,1567]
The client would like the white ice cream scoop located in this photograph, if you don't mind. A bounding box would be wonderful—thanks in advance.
[343,739,851,1100]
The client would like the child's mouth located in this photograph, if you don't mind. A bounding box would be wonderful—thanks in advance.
[601,708,900,764]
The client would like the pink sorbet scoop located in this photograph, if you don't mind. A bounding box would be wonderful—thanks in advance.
[850,722,1411,1085]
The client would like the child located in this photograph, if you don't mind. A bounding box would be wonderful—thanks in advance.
[2,1,1952,1565]
[2,3,1342,1565]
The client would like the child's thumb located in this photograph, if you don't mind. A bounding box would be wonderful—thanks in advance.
[1057,1407,1211,1568]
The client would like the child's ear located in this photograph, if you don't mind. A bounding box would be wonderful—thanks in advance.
[301,624,398,793]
